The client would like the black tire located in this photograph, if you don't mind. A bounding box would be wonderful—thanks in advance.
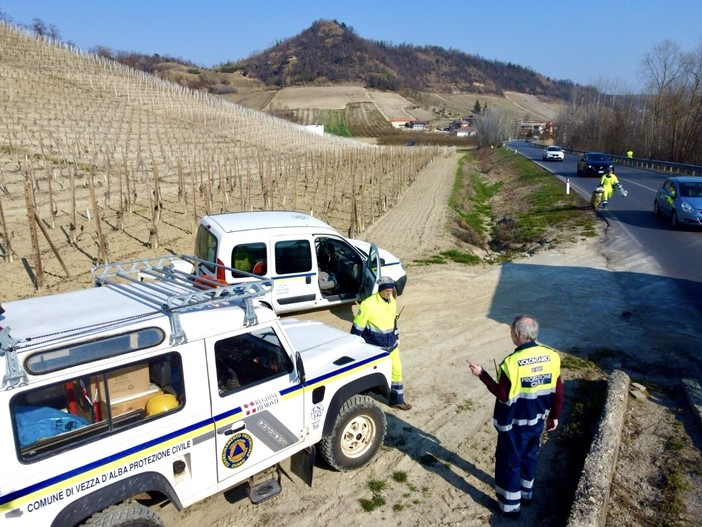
[84,502,164,527]
[319,394,386,472]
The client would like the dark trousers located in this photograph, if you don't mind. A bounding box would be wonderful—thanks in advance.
[494,423,542,513]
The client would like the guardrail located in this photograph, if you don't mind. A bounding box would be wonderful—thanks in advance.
[569,148,702,177]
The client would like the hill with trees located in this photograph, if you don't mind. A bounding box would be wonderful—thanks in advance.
[227,19,580,100]
[6,10,701,165]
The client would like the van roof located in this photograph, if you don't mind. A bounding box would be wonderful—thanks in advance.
[202,211,334,233]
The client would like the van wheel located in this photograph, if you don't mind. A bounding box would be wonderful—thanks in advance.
[84,502,164,527]
[319,394,386,472]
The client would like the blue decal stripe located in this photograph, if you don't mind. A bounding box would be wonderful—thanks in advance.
[212,405,243,423]
[279,350,388,396]
[1,417,215,507]
[269,272,315,280]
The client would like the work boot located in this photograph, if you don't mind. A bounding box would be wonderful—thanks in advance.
[391,402,412,411]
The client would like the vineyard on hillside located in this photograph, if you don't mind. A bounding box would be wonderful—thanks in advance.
[0,22,451,295]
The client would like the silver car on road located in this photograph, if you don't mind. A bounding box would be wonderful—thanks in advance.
[653,176,702,229]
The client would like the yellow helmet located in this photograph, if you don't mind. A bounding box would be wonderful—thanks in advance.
[145,393,179,416]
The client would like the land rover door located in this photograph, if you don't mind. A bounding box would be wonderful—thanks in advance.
[207,324,305,485]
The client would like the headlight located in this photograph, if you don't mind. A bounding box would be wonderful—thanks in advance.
[680,201,696,214]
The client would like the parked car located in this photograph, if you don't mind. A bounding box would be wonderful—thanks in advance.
[653,176,702,229]
[542,146,565,161]
[189,211,407,314]
[576,152,614,177]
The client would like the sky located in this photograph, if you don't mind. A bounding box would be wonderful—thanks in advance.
[2,0,701,91]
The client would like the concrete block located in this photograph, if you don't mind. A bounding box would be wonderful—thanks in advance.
[566,369,630,527]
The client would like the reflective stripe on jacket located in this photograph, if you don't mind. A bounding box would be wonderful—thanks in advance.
[493,342,560,432]
[351,293,398,351]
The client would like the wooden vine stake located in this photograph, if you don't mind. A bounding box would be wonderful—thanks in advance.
[88,165,110,263]
[147,186,159,250]
[22,162,44,289]
[39,138,57,228]
[0,194,13,262]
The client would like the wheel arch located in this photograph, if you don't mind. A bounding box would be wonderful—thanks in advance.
[322,373,389,436]
[51,472,181,527]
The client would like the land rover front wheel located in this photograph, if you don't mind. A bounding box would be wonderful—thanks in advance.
[84,501,164,527]
[319,394,386,472]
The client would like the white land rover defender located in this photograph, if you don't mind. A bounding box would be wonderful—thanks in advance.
[0,256,391,527]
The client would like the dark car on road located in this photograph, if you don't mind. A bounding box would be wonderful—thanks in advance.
[653,176,702,229]
[576,152,614,177]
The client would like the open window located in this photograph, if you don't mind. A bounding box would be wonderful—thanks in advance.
[214,327,293,395]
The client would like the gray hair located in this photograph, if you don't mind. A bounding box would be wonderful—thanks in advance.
[511,315,539,341]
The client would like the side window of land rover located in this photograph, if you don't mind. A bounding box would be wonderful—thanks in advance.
[11,353,185,461]
[214,327,294,395]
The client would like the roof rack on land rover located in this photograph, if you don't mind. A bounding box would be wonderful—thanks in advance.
[91,255,272,341]
[0,255,272,389]
[1,255,271,390]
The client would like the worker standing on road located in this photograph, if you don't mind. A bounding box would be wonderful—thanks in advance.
[599,166,622,208]
[351,277,411,411]
[468,315,563,519]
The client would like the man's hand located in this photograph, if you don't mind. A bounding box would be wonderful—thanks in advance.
[467,360,482,377]
[547,418,559,431]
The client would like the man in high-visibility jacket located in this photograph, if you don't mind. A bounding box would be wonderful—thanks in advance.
[599,166,622,208]
[468,315,563,519]
[351,277,411,410]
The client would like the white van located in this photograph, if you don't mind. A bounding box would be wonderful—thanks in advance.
[0,256,391,526]
[192,211,407,314]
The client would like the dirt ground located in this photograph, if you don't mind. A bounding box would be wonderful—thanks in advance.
[4,152,702,526]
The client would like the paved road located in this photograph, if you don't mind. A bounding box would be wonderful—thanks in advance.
[508,141,702,377]
[511,141,702,308]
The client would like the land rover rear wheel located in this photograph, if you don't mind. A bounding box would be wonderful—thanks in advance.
[84,501,164,527]
[319,394,386,472]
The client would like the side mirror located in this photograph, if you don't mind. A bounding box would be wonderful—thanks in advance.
[295,352,306,385]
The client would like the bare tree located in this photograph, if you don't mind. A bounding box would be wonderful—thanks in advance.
[0,9,13,23]
[47,23,61,41]
[557,38,702,166]
[474,108,514,148]
[30,18,47,37]
[91,45,115,60]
